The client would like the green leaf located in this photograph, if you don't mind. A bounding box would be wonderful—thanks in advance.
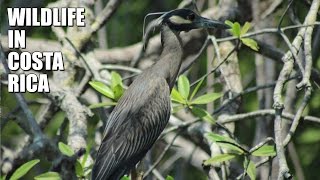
[191,93,221,105]
[81,145,91,167]
[246,160,256,180]
[224,20,233,28]
[34,172,61,180]
[58,142,74,157]
[206,133,235,143]
[204,154,236,165]
[120,175,130,180]
[111,71,123,89]
[113,84,124,101]
[166,175,174,180]
[111,71,124,101]
[178,75,190,99]
[191,107,215,124]
[241,38,259,51]
[232,22,241,37]
[171,88,186,104]
[252,145,276,157]
[206,133,245,154]
[216,143,245,154]
[75,160,84,177]
[189,78,204,100]
[241,22,251,35]
[9,159,40,180]
[89,102,117,109]
[89,81,115,99]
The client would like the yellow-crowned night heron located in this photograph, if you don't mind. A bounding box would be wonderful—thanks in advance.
[92,9,229,180]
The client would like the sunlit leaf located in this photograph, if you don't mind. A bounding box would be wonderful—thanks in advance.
[241,22,251,35]
[171,88,186,104]
[206,133,236,143]
[89,81,115,99]
[246,160,256,180]
[204,154,236,165]
[232,22,241,37]
[34,172,61,180]
[89,102,117,109]
[111,71,123,89]
[75,160,84,177]
[190,93,221,105]
[178,75,190,99]
[191,107,215,124]
[120,175,130,180]
[9,159,40,180]
[166,175,174,180]
[81,145,91,167]
[217,143,245,154]
[252,145,276,157]
[206,133,245,154]
[241,38,259,51]
[58,142,74,157]
[84,163,94,176]
[113,84,124,101]
[190,78,204,100]
[224,20,233,28]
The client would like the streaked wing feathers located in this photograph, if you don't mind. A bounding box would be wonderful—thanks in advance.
[92,76,171,180]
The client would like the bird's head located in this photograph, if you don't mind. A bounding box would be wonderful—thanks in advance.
[160,9,229,32]
[141,9,229,51]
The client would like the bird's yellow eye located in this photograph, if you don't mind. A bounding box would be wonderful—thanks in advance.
[187,13,195,21]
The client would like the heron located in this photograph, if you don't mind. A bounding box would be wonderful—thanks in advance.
[92,8,229,180]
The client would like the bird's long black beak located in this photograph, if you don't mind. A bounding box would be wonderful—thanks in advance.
[194,16,230,29]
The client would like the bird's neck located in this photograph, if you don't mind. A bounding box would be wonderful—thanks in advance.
[152,25,183,90]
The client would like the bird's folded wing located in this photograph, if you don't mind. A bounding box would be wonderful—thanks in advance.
[92,76,171,179]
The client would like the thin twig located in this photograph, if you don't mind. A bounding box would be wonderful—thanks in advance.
[297,4,318,88]
[91,0,123,34]
[249,137,274,154]
[261,0,284,19]
[214,75,297,114]
[144,132,181,178]
[0,43,44,141]
[101,65,142,73]
[283,87,312,145]
[216,22,320,43]
[190,44,238,87]
[219,109,320,124]
[272,1,320,179]
[179,38,210,74]
[279,31,304,76]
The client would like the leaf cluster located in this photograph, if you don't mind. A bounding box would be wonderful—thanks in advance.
[225,21,259,51]
[89,71,124,108]
[204,133,276,180]
[171,75,221,124]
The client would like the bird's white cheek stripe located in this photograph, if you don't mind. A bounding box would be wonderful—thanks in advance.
[169,15,192,24]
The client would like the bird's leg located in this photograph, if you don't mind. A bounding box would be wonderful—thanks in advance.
[130,167,144,180]
[130,167,137,180]
[137,172,144,180]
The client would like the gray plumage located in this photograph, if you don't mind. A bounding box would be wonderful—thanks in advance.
[92,9,229,180]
